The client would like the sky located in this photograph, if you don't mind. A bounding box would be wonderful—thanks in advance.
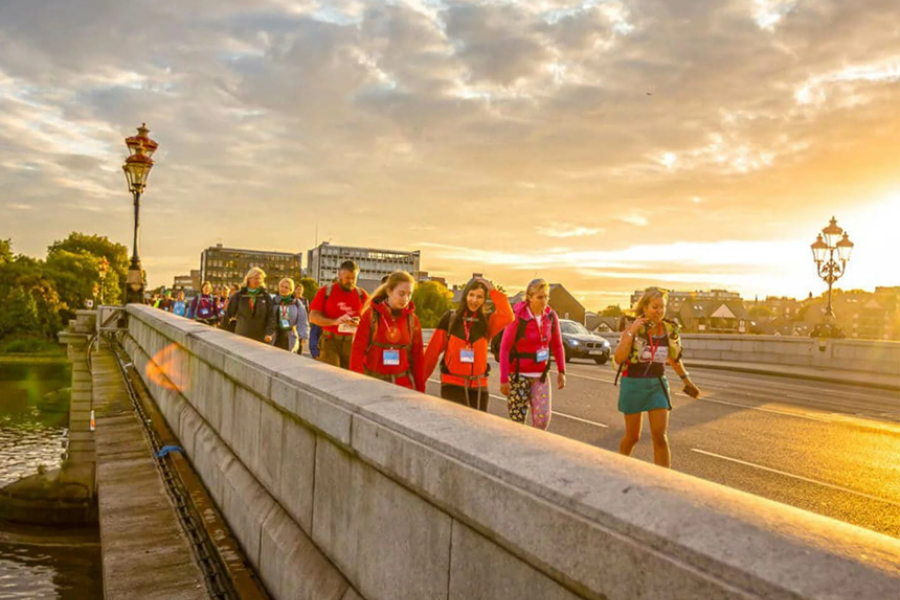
[1,0,898,309]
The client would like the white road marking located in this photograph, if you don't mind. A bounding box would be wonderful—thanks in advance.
[698,397,833,422]
[691,448,900,507]
[428,378,609,428]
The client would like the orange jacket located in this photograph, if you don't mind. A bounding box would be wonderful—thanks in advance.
[350,300,425,392]
[423,289,514,388]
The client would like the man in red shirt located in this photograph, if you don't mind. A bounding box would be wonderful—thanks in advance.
[309,260,369,369]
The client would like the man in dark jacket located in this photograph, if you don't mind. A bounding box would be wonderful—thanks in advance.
[224,268,276,343]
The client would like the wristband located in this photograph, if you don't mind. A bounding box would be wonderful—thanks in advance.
[679,371,690,380]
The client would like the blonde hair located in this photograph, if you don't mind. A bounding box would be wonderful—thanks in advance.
[631,286,668,317]
[241,267,267,288]
[278,278,295,294]
[525,278,549,299]
[365,271,416,313]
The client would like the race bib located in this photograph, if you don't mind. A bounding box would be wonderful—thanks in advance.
[383,349,400,366]
[653,346,669,364]
[198,307,210,318]
[338,322,358,334]
[536,348,549,363]
[460,348,475,364]
[280,318,290,330]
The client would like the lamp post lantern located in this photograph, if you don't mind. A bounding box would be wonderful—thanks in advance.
[122,123,158,304]
[810,216,854,336]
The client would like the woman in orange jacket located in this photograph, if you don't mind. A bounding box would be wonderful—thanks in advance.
[350,271,425,392]
[423,277,514,411]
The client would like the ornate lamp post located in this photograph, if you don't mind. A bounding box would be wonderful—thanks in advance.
[122,124,158,304]
[810,216,854,336]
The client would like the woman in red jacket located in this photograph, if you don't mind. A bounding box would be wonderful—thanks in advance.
[499,278,566,430]
[423,277,513,411]
[350,271,425,392]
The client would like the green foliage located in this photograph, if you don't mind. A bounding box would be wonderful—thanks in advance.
[48,232,128,305]
[0,337,61,354]
[600,304,623,317]
[0,239,11,264]
[412,281,453,328]
[44,249,102,322]
[0,288,41,340]
[297,277,319,302]
[748,305,776,319]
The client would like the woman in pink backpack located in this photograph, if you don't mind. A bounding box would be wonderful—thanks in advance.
[499,278,566,430]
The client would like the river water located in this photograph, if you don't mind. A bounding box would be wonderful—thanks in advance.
[0,360,103,599]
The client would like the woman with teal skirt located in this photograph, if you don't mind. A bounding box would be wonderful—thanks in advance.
[613,287,701,468]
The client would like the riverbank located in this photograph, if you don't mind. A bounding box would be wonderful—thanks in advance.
[0,353,67,365]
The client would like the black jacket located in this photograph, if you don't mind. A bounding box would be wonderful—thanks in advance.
[225,287,276,343]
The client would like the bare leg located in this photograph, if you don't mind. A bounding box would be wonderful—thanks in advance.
[647,408,671,468]
[619,412,643,456]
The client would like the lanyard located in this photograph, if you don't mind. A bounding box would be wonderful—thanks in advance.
[380,310,402,343]
[280,304,290,320]
[531,308,548,345]
[462,311,473,346]
[643,324,663,374]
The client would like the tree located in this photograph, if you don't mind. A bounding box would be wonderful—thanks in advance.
[0,238,11,264]
[297,277,319,302]
[48,232,128,305]
[600,305,623,317]
[0,287,41,340]
[44,249,103,322]
[412,281,453,328]
[748,305,775,319]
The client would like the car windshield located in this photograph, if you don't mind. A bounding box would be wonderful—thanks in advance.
[561,321,590,335]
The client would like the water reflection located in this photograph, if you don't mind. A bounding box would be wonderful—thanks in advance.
[0,361,103,599]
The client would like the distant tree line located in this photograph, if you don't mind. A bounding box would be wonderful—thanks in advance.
[0,233,128,351]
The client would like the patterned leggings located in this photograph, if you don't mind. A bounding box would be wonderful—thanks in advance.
[507,374,552,430]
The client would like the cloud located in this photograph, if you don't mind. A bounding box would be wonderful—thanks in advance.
[0,0,897,309]
[536,222,603,237]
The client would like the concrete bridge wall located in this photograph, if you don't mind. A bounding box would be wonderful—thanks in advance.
[680,334,900,376]
[122,305,900,600]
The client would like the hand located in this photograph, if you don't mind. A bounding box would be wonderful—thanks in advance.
[683,380,701,399]
[500,383,510,396]
[557,372,566,390]
[264,335,273,343]
[335,314,352,325]
[629,317,648,335]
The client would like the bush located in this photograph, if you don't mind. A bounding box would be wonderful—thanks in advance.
[1,337,62,354]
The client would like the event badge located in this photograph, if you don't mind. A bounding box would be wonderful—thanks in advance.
[639,347,653,362]
[536,348,549,363]
[383,349,400,366]
[460,348,475,364]
[653,346,669,363]
[338,322,358,334]
[280,318,290,330]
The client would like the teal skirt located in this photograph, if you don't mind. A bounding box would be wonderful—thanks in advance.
[618,376,671,414]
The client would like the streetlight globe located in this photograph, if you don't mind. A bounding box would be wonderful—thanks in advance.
[836,232,854,263]
[810,234,828,263]
[822,216,843,248]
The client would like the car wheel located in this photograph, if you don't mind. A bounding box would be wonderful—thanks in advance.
[594,356,608,365]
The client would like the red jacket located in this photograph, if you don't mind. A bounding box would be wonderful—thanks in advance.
[499,302,565,384]
[350,300,425,392]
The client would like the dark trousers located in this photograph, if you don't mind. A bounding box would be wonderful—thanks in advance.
[441,384,489,412]
[318,333,353,369]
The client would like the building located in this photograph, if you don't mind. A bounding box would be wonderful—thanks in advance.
[802,289,894,340]
[200,244,302,291]
[172,274,196,294]
[307,243,421,293]
[631,288,742,311]
[508,284,587,324]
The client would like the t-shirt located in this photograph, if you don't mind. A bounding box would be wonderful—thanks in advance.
[309,284,369,335]
[624,334,669,379]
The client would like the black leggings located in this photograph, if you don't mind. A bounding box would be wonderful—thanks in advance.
[441,384,489,412]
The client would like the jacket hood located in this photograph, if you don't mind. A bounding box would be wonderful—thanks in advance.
[513,301,551,320]
[373,298,416,317]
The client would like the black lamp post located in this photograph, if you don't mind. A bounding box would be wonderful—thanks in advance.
[122,123,158,304]
[810,216,854,337]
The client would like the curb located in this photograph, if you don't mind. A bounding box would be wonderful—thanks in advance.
[690,361,900,392]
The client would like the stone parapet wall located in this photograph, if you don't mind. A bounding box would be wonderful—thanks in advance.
[123,305,900,600]
[679,334,900,375]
